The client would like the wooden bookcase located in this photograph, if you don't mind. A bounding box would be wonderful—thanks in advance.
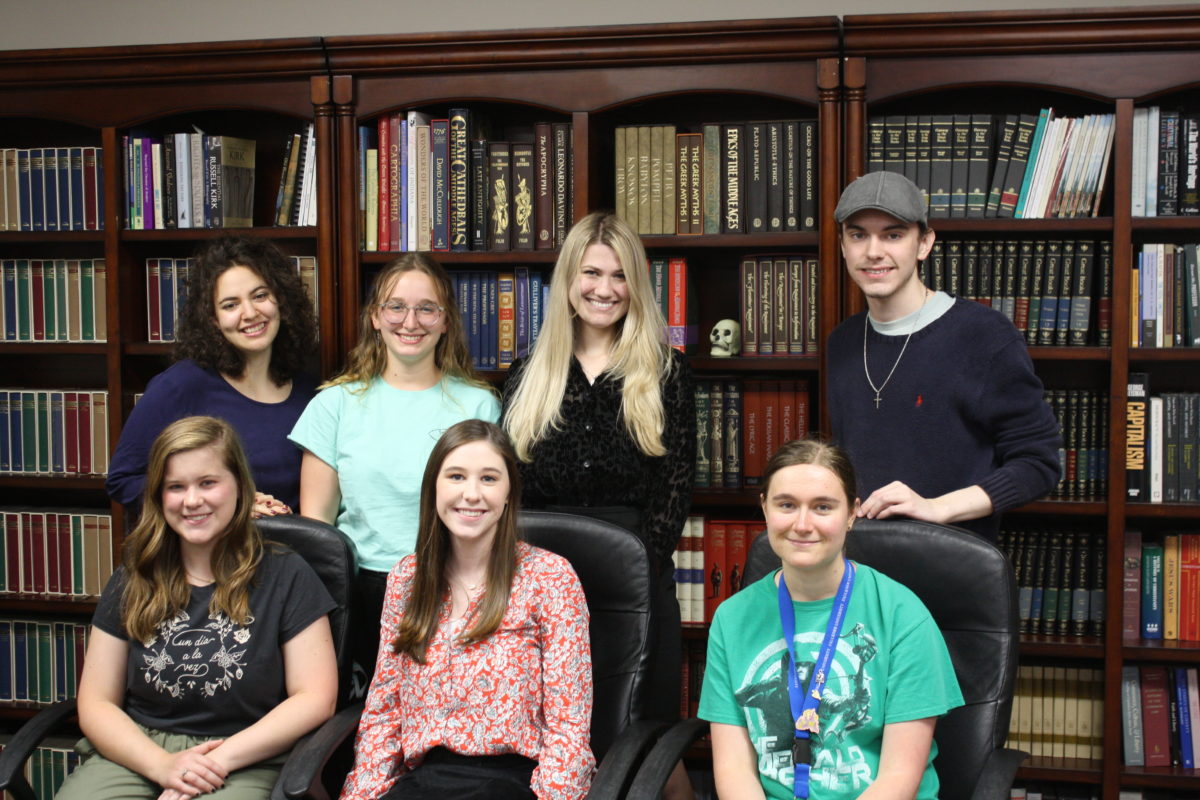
[843,7,1200,797]
[0,39,338,725]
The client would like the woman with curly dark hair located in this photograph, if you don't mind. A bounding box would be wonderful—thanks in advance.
[107,235,319,518]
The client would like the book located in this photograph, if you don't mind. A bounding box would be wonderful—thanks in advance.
[1126,373,1150,501]
[1142,666,1172,766]
[1122,664,1146,766]
[1142,540,1164,639]
[487,142,512,251]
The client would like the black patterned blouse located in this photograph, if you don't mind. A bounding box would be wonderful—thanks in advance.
[501,349,696,573]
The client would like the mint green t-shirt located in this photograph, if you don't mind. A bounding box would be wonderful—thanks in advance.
[289,376,499,571]
[698,564,963,800]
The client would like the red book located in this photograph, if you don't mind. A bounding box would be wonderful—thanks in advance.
[780,380,796,445]
[45,513,59,596]
[57,513,72,598]
[667,256,690,354]
[1181,534,1200,641]
[77,392,92,475]
[727,522,749,596]
[703,521,728,623]
[64,392,79,474]
[762,381,779,467]
[1123,529,1143,640]
[82,147,98,231]
[29,512,46,595]
[1141,665,1172,766]
[5,512,20,594]
[388,113,401,252]
[30,260,45,340]
[795,379,811,438]
[377,114,391,252]
[146,259,162,342]
[743,380,762,487]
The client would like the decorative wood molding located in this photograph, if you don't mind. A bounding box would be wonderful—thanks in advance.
[843,6,1200,57]
[325,17,839,75]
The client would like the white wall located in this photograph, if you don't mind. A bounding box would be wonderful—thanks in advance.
[2,0,1197,51]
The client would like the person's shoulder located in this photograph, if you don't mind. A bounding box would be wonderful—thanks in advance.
[828,311,867,344]
[148,359,217,393]
[948,297,1022,338]
[519,541,576,578]
[712,570,775,621]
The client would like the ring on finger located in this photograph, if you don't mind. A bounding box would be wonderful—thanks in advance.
[181,768,190,780]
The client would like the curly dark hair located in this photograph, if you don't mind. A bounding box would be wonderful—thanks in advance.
[174,235,318,385]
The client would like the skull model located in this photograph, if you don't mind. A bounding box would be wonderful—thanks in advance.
[709,319,741,357]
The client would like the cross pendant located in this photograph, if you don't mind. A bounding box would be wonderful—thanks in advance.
[873,392,881,409]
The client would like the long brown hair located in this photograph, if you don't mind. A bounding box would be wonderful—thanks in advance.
[393,420,522,663]
[322,252,488,394]
[120,416,264,643]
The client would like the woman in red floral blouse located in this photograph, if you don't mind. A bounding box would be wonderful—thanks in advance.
[339,419,594,800]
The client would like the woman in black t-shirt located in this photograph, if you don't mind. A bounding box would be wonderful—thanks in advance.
[57,416,337,800]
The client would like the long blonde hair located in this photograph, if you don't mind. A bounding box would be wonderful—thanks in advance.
[503,211,672,461]
[120,416,263,643]
[393,420,523,663]
[323,252,488,394]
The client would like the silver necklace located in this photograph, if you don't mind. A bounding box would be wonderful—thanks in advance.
[862,291,929,410]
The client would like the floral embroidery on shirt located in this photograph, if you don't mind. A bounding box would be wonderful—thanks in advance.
[141,610,255,698]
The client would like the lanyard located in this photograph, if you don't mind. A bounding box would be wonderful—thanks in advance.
[776,559,856,800]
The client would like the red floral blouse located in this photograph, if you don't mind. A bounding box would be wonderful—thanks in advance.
[339,542,595,800]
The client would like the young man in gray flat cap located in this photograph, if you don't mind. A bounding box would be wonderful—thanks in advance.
[825,170,1061,540]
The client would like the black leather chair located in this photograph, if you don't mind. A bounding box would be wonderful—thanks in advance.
[628,518,1026,800]
[274,509,666,800]
[0,515,357,800]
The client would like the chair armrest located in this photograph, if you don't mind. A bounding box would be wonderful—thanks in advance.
[969,747,1029,800]
[0,700,78,800]
[272,702,364,800]
[624,717,709,800]
[586,719,667,800]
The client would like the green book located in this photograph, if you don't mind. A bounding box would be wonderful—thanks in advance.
[16,258,31,341]
[22,391,36,473]
[37,621,53,705]
[42,259,56,341]
[80,259,95,341]
[71,514,85,597]
[55,260,68,341]
[36,390,49,473]
[702,124,721,234]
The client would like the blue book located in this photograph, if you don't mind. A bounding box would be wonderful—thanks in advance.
[50,391,64,474]
[17,150,32,231]
[53,622,67,702]
[42,148,59,232]
[486,273,498,370]
[37,622,52,704]
[529,271,543,350]
[29,148,45,232]
[1177,667,1195,768]
[0,392,9,472]
[56,148,71,231]
[95,148,105,229]
[0,621,11,701]
[176,258,191,322]
[69,147,84,231]
[515,266,530,359]
[3,259,15,340]
[160,259,176,342]
[1015,107,1052,219]
[13,620,27,702]
[8,391,22,473]
[431,119,450,251]
[1142,541,1164,639]
[468,272,481,368]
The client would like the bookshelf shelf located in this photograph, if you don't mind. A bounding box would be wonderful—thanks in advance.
[1019,635,1104,658]
[119,226,319,242]
[1124,503,1200,519]
[1015,499,1108,516]
[0,231,106,244]
[1127,348,1200,362]
[1028,347,1112,363]
[640,232,821,249]
[0,344,107,355]
[928,218,1114,234]
[360,250,561,266]
[688,356,821,372]
[1121,640,1200,661]
[1119,766,1200,789]
[0,599,98,614]
[0,476,107,491]
[122,343,174,356]
[1017,757,1102,784]
[1131,216,1200,231]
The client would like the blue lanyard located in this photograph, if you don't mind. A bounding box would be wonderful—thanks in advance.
[776,559,856,800]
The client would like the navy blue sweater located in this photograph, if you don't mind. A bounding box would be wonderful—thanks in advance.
[826,298,1061,539]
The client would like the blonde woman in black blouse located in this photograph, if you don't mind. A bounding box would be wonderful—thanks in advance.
[501,210,696,799]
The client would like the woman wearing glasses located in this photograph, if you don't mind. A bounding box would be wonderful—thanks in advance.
[290,253,499,670]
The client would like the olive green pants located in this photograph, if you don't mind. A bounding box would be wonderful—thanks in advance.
[55,726,288,800]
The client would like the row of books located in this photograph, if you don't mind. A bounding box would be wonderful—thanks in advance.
[735,255,820,356]
[1132,243,1200,348]
[673,515,761,625]
[694,379,811,491]
[0,390,110,476]
[1123,531,1200,642]
[924,239,1112,348]
[1120,665,1200,768]
[1004,665,1104,760]
[445,269,546,371]
[1123,378,1199,504]
[359,110,573,253]
[614,121,818,236]
[0,147,105,233]
[1,258,108,343]
[0,737,79,800]
[1131,106,1200,217]
[0,509,115,599]
[999,529,1106,637]
[123,131,268,230]
[868,110,1114,219]
[0,619,88,706]
[1010,786,1098,800]
[145,256,319,344]
[1046,389,1110,502]
[271,123,318,227]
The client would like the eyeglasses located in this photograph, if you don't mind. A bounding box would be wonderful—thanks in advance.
[378,301,444,325]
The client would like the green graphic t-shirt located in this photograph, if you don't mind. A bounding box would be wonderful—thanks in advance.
[698,563,963,800]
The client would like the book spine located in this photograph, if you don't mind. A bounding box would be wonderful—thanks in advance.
[721,124,744,234]
[470,140,488,250]
[511,141,535,251]
[702,124,720,234]
[448,109,471,252]
[746,122,766,233]
[487,142,512,251]
[431,120,450,251]
[693,384,711,489]
[535,122,554,247]
[1142,541,1164,639]
[723,380,741,489]
[552,123,571,246]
